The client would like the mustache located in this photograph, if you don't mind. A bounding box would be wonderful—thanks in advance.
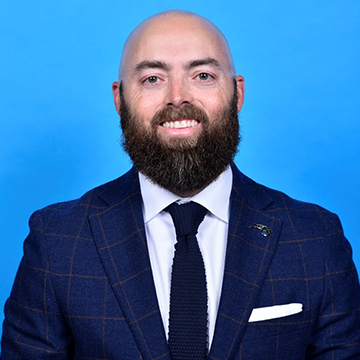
[151,104,209,128]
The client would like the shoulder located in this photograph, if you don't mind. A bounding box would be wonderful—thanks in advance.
[29,167,139,232]
[231,164,343,239]
[232,165,358,280]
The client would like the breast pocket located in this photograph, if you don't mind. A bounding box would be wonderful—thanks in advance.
[242,307,310,342]
[237,309,311,360]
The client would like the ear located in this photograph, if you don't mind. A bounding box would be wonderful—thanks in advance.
[112,81,121,115]
[235,75,245,113]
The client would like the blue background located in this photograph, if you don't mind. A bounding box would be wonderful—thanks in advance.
[1,0,359,334]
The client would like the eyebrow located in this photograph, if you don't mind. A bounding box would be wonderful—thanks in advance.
[185,58,220,69]
[135,60,169,72]
[134,57,221,73]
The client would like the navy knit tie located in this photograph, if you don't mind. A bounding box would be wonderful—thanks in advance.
[165,201,208,360]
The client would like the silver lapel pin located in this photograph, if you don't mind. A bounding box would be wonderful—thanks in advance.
[249,224,271,237]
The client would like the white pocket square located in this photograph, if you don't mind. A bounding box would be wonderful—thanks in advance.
[248,303,303,322]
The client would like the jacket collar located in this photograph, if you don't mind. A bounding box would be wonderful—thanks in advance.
[89,167,171,360]
[209,164,282,358]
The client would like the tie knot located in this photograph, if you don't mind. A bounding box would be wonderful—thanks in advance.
[165,202,208,238]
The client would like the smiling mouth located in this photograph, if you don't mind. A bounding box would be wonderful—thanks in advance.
[160,119,200,129]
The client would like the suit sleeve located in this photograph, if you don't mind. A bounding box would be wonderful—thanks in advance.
[306,214,360,359]
[1,211,74,359]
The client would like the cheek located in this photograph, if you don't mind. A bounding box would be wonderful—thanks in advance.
[194,85,232,114]
[196,96,226,120]
[129,91,163,118]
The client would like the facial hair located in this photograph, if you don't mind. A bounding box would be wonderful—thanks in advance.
[119,82,240,195]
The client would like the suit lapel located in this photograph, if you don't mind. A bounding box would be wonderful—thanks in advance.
[87,166,282,359]
[88,168,170,360]
[209,166,283,359]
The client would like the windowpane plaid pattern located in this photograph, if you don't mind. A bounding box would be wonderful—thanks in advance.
[1,165,360,360]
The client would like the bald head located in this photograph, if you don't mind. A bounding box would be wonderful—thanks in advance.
[119,10,236,82]
[112,9,245,128]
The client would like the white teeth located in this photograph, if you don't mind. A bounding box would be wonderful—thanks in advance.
[162,120,199,129]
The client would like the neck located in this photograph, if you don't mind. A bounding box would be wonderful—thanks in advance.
[171,186,205,198]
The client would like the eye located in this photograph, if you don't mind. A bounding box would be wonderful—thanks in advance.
[144,76,159,84]
[197,73,212,81]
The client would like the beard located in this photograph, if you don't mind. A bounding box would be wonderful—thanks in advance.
[119,82,240,195]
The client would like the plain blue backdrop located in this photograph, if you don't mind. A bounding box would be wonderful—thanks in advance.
[1,0,359,335]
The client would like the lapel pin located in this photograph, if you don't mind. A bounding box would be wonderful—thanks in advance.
[249,224,271,237]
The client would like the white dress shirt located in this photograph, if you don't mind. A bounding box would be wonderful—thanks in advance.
[139,167,232,347]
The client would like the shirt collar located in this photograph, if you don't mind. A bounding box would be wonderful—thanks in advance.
[139,166,233,224]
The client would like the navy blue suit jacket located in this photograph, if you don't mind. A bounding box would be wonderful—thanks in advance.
[2,165,360,359]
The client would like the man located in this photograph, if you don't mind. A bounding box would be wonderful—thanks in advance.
[1,10,360,360]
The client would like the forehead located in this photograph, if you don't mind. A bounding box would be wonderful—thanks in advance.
[121,15,233,77]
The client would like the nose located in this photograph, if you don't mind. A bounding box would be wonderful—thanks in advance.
[164,78,194,108]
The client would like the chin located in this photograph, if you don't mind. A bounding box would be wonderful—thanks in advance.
[158,134,200,149]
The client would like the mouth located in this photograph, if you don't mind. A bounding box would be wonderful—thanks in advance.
[160,119,200,129]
